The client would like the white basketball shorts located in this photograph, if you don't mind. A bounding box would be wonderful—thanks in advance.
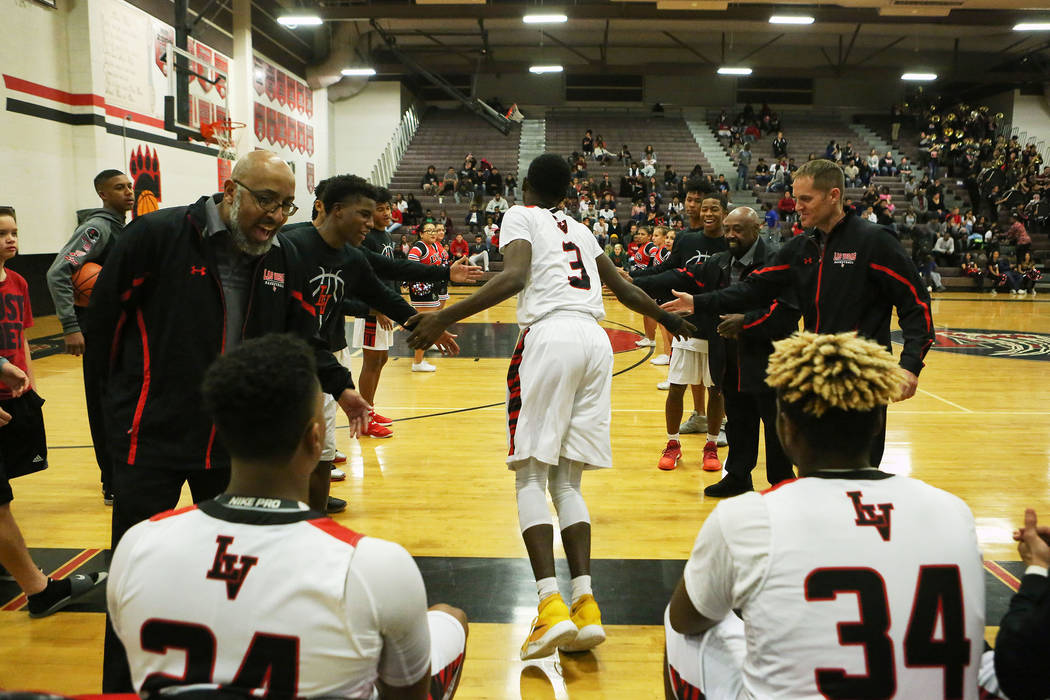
[506,311,613,470]
[669,337,714,388]
[352,315,395,352]
[322,347,354,460]
[664,606,746,700]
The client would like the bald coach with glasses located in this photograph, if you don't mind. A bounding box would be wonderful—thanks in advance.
[86,151,372,692]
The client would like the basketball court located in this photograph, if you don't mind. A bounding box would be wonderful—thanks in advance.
[3,289,1048,698]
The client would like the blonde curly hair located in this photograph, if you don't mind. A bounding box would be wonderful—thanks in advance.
[765,331,902,417]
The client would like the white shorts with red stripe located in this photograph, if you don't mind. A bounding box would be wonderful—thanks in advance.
[506,311,613,470]
[427,609,467,700]
[669,337,714,388]
[322,348,354,461]
[352,315,395,351]
[664,606,747,700]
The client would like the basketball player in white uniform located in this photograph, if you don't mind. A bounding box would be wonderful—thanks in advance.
[406,153,694,660]
[664,331,985,699]
[108,335,467,700]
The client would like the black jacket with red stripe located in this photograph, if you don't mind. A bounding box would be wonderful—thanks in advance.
[84,195,353,472]
[692,212,934,376]
[700,240,802,394]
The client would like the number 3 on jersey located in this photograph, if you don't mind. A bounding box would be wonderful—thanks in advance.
[562,241,592,290]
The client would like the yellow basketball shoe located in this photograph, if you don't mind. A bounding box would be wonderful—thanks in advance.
[559,594,607,652]
[520,593,578,660]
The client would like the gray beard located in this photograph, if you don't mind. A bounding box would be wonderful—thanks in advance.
[229,192,275,257]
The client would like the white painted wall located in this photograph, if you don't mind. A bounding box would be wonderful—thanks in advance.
[1011,92,1050,158]
[330,81,405,180]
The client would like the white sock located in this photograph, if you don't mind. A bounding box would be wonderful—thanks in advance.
[667,433,680,443]
[707,433,719,444]
[571,575,593,603]
[536,577,559,602]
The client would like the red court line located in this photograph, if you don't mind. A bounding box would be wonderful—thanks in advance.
[984,560,1021,593]
[1,548,103,612]
[3,74,166,129]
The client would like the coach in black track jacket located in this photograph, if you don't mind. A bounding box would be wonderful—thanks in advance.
[663,160,934,468]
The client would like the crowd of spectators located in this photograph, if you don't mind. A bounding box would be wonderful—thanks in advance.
[419,152,516,207]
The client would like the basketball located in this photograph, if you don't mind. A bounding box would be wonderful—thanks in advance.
[72,262,102,307]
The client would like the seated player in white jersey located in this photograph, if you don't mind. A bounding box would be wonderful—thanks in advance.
[107,335,468,700]
[664,331,986,700]
[405,153,695,660]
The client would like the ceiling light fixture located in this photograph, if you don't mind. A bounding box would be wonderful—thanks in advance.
[523,14,568,24]
[901,72,937,81]
[277,13,323,27]
[529,65,564,74]
[717,67,752,75]
[1014,22,1050,31]
[342,67,377,77]
[769,15,814,24]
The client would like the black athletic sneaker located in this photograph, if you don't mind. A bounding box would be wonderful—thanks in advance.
[704,474,753,499]
[27,572,108,618]
[326,496,347,514]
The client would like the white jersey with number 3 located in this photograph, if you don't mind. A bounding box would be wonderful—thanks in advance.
[499,205,605,328]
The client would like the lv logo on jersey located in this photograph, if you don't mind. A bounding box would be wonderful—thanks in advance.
[206,535,260,600]
[846,491,893,541]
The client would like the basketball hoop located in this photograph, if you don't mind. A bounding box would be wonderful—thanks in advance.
[201,119,246,161]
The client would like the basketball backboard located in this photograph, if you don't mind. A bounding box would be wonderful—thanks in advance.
[160,41,230,143]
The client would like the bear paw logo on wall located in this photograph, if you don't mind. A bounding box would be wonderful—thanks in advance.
[130,145,162,218]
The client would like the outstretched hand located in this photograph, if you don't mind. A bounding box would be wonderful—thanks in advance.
[658,312,697,341]
[337,389,372,438]
[660,290,694,315]
[406,312,451,350]
[1014,508,1050,569]
[435,330,460,356]
[449,257,485,283]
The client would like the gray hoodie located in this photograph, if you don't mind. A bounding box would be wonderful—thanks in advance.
[46,207,126,335]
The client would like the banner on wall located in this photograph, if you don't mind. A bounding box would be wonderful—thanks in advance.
[253,57,265,95]
[265,64,276,102]
[266,107,277,145]
[154,25,174,75]
[254,102,265,141]
[306,88,313,118]
[307,163,315,193]
[276,71,287,107]
[297,121,306,154]
[306,126,314,156]
[213,53,228,99]
[195,43,213,92]
[277,113,287,148]
[296,82,306,113]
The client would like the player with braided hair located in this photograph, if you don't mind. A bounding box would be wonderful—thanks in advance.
[664,331,985,700]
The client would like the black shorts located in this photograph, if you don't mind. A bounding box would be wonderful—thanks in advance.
[0,390,48,505]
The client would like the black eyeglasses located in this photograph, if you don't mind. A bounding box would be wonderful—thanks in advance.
[233,179,298,217]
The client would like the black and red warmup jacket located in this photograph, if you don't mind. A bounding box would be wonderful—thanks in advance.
[698,240,802,394]
[84,195,353,472]
[692,212,934,376]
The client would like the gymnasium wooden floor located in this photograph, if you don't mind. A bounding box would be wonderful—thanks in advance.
[3,291,1049,698]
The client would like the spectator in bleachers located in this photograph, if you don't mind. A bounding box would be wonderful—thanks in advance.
[736,144,752,191]
[483,215,498,243]
[928,144,941,178]
[716,175,730,197]
[618,144,632,163]
[438,209,455,237]
[843,159,860,187]
[988,250,1019,294]
[464,204,483,235]
[598,200,615,222]
[439,167,458,204]
[918,254,946,292]
[504,173,517,198]
[863,206,877,224]
[467,233,489,273]
[1006,215,1031,261]
[593,216,609,241]
[667,196,683,218]
[449,233,469,260]
[594,136,613,165]
[960,253,984,290]
[485,167,503,196]
[823,140,837,159]
[880,151,898,176]
[631,199,646,222]
[772,131,788,159]
[777,190,796,223]
[902,208,918,239]
[767,163,788,193]
[898,156,913,180]
[609,242,628,268]
[581,129,594,156]
[866,149,880,173]
[1019,252,1041,294]
[405,193,422,225]
[754,159,770,188]
[664,164,678,189]
[421,165,440,195]
[486,191,509,219]
[456,174,476,204]
[933,230,956,267]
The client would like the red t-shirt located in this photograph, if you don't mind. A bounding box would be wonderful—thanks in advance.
[449,238,470,258]
[0,268,32,400]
